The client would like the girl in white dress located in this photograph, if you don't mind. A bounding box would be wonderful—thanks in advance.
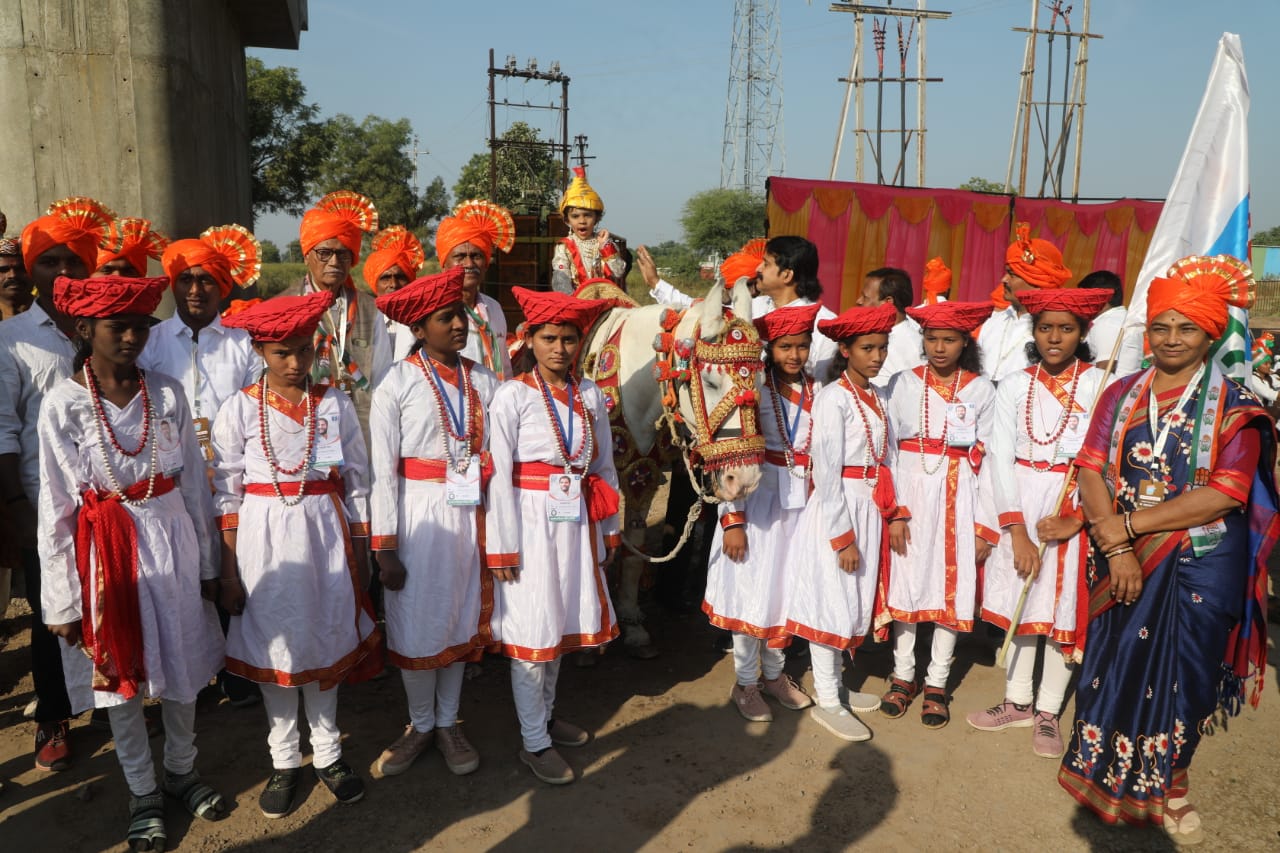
[704,302,820,723]
[368,268,500,778]
[788,302,906,742]
[486,287,621,785]
[215,290,379,818]
[38,275,225,851]
[881,301,997,729]
[967,287,1113,758]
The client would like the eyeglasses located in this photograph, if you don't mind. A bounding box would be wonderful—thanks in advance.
[313,247,354,264]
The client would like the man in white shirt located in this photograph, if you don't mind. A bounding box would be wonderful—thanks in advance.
[434,201,516,379]
[856,267,923,387]
[1079,269,1145,378]
[752,236,838,381]
[0,210,107,771]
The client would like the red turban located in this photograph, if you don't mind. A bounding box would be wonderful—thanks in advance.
[818,303,897,341]
[362,226,425,293]
[906,301,994,334]
[299,191,378,260]
[162,224,261,298]
[1005,222,1071,289]
[53,275,167,319]
[375,267,465,326]
[1015,288,1113,323]
[222,290,336,342]
[922,257,952,304]
[754,302,820,341]
[22,197,115,274]
[96,218,169,275]
[1145,254,1254,339]
[435,199,515,266]
[721,238,767,285]
[513,286,609,333]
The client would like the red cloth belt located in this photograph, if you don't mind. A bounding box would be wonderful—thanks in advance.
[764,449,810,468]
[400,454,494,489]
[76,473,176,700]
[897,437,969,459]
[244,478,342,498]
[841,464,897,519]
[511,460,619,523]
[1015,457,1071,474]
[840,465,896,641]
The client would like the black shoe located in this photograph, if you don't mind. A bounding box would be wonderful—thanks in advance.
[259,768,300,819]
[315,759,365,804]
[218,671,262,708]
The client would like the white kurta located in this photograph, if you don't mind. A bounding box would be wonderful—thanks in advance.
[212,384,377,687]
[704,375,819,642]
[385,318,416,364]
[884,367,996,631]
[1085,305,1146,378]
[871,317,924,388]
[976,308,1033,383]
[486,375,621,661]
[787,379,895,650]
[978,364,1105,648]
[37,372,222,710]
[370,356,500,669]
[137,314,261,419]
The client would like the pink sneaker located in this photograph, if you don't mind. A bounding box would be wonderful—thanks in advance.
[1031,711,1064,758]
[730,683,773,722]
[761,674,814,710]
[965,700,1034,732]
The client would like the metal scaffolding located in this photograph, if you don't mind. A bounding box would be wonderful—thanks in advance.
[721,0,786,193]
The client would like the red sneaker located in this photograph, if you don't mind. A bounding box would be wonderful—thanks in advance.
[35,720,71,771]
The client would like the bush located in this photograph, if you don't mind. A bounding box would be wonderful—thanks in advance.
[257,263,307,298]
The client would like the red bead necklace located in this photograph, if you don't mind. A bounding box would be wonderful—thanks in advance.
[258,375,318,506]
[1024,358,1081,447]
[84,356,151,457]
[533,368,593,471]
[766,368,814,476]
[918,366,964,476]
[415,352,481,472]
[842,373,888,485]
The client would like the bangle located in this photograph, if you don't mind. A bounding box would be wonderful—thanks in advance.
[1105,545,1133,559]
[1123,511,1137,540]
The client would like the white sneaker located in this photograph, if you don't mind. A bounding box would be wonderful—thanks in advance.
[843,688,882,714]
[810,705,872,742]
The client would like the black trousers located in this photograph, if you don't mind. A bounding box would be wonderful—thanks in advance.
[23,547,72,723]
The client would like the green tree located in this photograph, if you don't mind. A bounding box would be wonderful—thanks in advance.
[259,239,282,264]
[645,240,702,287]
[680,188,765,256]
[247,58,332,218]
[1252,225,1280,245]
[958,176,1009,194]
[313,114,418,228]
[452,122,563,213]
[285,240,303,263]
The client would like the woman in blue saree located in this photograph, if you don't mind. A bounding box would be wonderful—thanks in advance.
[1057,255,1277,844]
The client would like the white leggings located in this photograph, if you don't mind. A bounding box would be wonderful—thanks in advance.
[809,643,845,709]
[107,696,197,797]
[401,662,466,733]
[892,622,958,689]
[511,658,560,753]
[731,634,785,686]
[259,682,342,770]
[1005,634,1074,715]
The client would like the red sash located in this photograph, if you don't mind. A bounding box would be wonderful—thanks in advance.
[244,478,343,498]
[76,474,176,699]
[1015,457,1071,474]
[898,437,985,472]
[400,454,494,490]
[763,449,810,469]
[842,464,897,642]
[512,460,620,522]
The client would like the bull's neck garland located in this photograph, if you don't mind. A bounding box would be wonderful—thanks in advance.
[259,374,317,507]
[85,358,159,505]
[919,366,963,476]
[766,368,813,478]
[682,317,766,470]
[416,352,479,473]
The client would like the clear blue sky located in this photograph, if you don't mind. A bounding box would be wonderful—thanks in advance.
[250,0,1279,251]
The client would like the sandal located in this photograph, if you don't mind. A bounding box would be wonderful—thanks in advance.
[162,769,226,821]
[126,790,166,852]
[878,677,919,718]
[1163,798,1205,846]
[920,687,951,729]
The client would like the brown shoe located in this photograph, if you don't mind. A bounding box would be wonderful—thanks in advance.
[519,747,574,785]
[374,725,433,776]
[730,683,773,722]
[547,718,590,747]
[436,725,480,775]
[761,674,814,710]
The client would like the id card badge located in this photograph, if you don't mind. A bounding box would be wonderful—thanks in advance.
[1057,413,1090,460]
[192,416,214,463]
[155,417,184,475]
[446,456,481,506]
[777,465,809,510]
[1135,479,1166,508]
[312,413,344,469]
[547,473,582,522]
[946,402,977,448]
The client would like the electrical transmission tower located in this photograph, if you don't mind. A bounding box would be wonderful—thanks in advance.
[487,49,570,209]
[721,0,785,193]
[828,1,948,186]
[1003,0,1100,200]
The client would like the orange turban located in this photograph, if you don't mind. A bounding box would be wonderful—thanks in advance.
[21,197,115,273]
[362,226,425,293]
[435,199,515,266]
[299,190,378,260]
[1145,254,1254,339]
[96,218,169,274]
[1006,222,1071,289]
[922,257,952,304]
[721,238,767,285]
[161,224,261,298]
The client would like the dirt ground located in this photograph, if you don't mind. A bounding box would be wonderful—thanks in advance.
[1,517,1278,852]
